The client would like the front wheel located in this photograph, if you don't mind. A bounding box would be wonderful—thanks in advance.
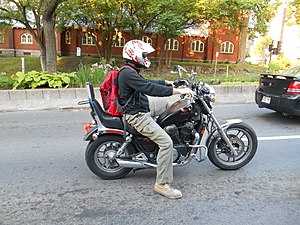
[208,122,258,170]
[85,135,133,179]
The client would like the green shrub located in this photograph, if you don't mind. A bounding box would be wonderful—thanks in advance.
[74,66,107,88]
[271,54,292,71]
[0,72,14,89]
[11,71,76,89]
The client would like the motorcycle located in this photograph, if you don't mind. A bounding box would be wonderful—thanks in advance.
[79,77,258,180]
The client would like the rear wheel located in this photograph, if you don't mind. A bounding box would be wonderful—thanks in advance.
[85,135,133,179]
[208,122,258,170]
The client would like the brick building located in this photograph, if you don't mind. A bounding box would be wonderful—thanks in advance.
[0,26,240,62]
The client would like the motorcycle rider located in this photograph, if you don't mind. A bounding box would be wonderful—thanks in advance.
[118,40,194,199]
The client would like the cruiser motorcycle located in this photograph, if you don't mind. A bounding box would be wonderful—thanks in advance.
[79,78,258,180]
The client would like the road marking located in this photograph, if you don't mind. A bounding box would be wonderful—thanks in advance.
[258,135,300,141]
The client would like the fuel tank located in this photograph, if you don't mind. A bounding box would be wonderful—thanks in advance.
[156,99,192,127]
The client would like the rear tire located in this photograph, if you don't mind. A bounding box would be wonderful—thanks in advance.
[85,135,133,179]
[208,122,258,170]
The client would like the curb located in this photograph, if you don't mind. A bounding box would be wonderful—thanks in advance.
[0,85,258,112]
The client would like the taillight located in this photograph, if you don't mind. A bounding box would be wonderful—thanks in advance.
[286,81,300,94]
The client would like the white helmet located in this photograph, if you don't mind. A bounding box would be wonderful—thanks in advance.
[122,39,155,68]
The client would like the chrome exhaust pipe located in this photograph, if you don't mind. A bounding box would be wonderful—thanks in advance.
[116,158,157,168]
[116,157,194,169]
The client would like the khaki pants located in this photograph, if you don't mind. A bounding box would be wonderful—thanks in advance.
[125,112,173,184]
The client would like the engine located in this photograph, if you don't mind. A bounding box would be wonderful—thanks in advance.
[164,123,195,159]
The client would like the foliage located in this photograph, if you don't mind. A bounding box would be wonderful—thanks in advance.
[154,0,197,66]
[254,36,273,57]
[0,57,267,89]
[58,0,125,60]
[287,0,300,25]
[72,57,117,87]
[270,55,292,71]
[144,62,264,85]
[11,71,76,89]
[193,0,279,64]
[74,66,107,88]
[268,63,281,73]
[0,72,14,89]
[0,0,65,73]
[122,0,164,38]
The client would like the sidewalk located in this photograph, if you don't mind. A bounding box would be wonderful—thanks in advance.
[0,85,258,112]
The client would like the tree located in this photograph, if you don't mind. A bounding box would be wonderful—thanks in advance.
[254,35,272,65]
[194,0,279,64]
[59,0,125,61]
[287,0,300,25]
[121,0,163,39]
[237,0,280,64]
[43,0,65,73]
[0,0,65,73]
[154,0,197,67]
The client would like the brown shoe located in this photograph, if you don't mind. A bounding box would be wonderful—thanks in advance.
[154,183,182,199]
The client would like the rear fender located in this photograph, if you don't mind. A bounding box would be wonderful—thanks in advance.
[83,126,97,141]
[83,126,125,141]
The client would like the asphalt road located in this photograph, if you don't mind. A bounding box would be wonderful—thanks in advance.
[0,104,299,225]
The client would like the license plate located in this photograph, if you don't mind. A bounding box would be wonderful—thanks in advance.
[262,96,271,104]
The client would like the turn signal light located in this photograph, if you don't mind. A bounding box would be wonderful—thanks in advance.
[84,123,92,133]
[286,81,300,94]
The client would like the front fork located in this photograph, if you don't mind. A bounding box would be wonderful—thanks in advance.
[201,99,239,156]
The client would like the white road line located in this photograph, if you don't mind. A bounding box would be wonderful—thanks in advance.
[258,135,300,141]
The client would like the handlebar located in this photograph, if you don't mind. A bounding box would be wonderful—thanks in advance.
[173,78,191,88]
[173,78,215,103]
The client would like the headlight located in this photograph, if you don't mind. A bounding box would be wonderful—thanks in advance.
[204,84,216,102]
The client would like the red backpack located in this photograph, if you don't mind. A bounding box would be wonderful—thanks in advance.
[100,66,136,117]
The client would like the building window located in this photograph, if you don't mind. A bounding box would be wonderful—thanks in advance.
[0,33,4,44]
[65,31,71,44]
[166,38,179,51]
[82,33,96,46]
[191,40,204,52]
[142,36,152,46]
[115,37,125,47]
[221,41,234,54]
[21,33,33,44]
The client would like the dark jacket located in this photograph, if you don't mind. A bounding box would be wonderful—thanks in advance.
[118,66,173,114]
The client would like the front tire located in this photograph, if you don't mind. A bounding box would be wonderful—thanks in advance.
[208,122,258,170]
[85,135,133,179]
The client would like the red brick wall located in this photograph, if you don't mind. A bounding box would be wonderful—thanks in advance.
[13,28,39,51]
[1,27,239,62]
[0,29,10,49]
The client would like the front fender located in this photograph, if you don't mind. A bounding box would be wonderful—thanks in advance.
[220,119,242,130]
[205,119,243,147]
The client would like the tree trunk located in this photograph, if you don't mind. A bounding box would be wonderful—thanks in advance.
[237,12,250,65]
[40,47,47,72]
[168,50,173,68]
[24,25,46,71]
[158,39,166,68]
[158,48,164,68]
[42,0,65,73]
[42,17,57,73]
[95,41,102,58]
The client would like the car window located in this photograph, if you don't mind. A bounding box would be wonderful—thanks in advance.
[281,65,300,76]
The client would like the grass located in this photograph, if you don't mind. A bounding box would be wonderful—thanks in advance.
[0,56,267,89]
